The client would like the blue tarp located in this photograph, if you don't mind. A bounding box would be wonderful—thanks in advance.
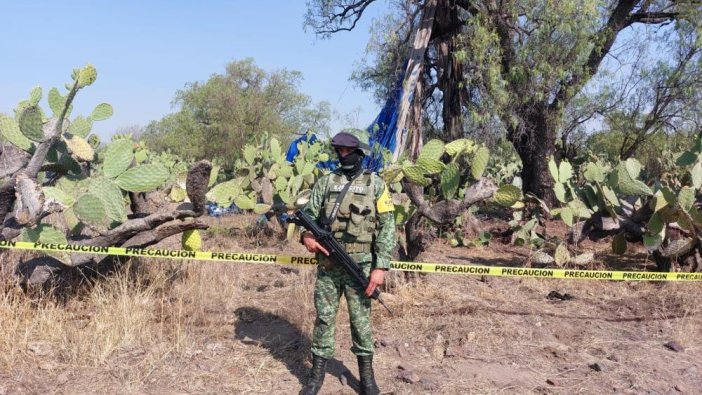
[362,70,405,171]
[286,69,407,172]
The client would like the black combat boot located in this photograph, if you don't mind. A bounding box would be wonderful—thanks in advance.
[357,355,380,395]
[299,354,327,395]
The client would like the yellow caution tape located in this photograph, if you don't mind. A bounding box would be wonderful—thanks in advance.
[1,240,701,281]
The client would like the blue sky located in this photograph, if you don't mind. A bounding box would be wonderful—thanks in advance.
[0,1,385,140]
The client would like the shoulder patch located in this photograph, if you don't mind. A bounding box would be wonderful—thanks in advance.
[376,184,394,213]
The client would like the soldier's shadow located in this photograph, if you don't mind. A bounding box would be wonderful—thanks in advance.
[233,306,361,390]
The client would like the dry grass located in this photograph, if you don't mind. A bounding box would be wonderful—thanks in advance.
[0,215,701,394]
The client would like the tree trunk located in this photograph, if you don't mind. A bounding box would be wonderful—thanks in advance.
[408,67,426,161]
[509,106,558,205]
[434,0,465,140]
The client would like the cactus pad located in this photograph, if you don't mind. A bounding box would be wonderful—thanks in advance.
[244,145,256,165]
[114,164,169,192]
[182,229,202,251]
[554,182,567,203]
[169,186,187,202]
[614,163,652,196]
[558,161,573,183]
[91,103,114,121]
[286,223,296,241]
[74,193,107,227]
[583,162,605,183]
[560,207,574,226]
[254,203,272,214]
[90,177,127,226]
[68,116,93,138]
[270,138,282,162]
[402,165,431,187]
[691,162,702,190]
[381,165,402,183]
[77,64,98,88]
[419,139,445,161]
[21,224,68,245]
[416,157,445,174]
[290,175,303,195]
[277,164,294,178]
[300,162,315,176]
[493,184,522,207]
[208,165,220,187]
[1,114,34,151]
[445,138,469,157]
[548,157,559,183]
[440,163,459,200]
[624,158,641,180]
[235,195,255,210]
[677,187,695,212]
[471,146,489,179]
[29,86,42,105]
[206,180,242,204]
[42,186,76,206]
[274,176,288,192]
[103,139,135,178]
[18,105,44,142]
[63,133,95,161]
[48,88,67,117]
[554,243,570,266]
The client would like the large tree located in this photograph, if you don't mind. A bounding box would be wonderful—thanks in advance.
[142,58,331,172]
[306,0,700,203]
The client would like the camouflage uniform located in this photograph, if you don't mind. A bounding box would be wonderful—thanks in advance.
[302,169,395,359]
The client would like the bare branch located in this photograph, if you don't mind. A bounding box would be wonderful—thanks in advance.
[629,11,679,23]
[307,0,378,36]
[402,177,496,224]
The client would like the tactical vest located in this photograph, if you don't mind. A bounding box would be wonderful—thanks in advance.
[323,171,377,245]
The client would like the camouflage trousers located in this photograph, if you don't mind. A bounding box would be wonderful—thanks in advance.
[310,258,373,359]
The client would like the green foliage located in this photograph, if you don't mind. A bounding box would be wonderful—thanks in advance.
[140,58,332,172]
[207,132,330,215]
[328,0,700,203]
[384,138,490,199]
[2,66,197,242]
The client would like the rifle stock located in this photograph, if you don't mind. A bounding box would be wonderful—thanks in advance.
[290,209,392,315]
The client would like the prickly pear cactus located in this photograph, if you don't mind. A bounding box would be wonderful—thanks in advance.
[208,132,331,216]
[382,138,489,201]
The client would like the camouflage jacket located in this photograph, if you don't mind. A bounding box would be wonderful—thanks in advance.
[302,169,395,270]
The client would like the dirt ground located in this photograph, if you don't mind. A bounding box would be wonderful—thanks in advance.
[0,215,700,394]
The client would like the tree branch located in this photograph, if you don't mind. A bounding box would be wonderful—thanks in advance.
[402,177,496,224]
[629,11,679,23]
[551,0,638,111]
[310,0,378,36]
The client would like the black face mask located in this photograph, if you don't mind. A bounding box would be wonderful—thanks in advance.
[337,150,363,177]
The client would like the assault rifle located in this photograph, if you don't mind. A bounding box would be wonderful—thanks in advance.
[289,209,393,315]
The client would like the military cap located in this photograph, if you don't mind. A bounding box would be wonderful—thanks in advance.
[331,130,370,154]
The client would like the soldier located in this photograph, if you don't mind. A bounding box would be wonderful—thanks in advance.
[299,130,395,395]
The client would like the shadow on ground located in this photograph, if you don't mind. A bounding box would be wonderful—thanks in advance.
[233,306,361,391]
